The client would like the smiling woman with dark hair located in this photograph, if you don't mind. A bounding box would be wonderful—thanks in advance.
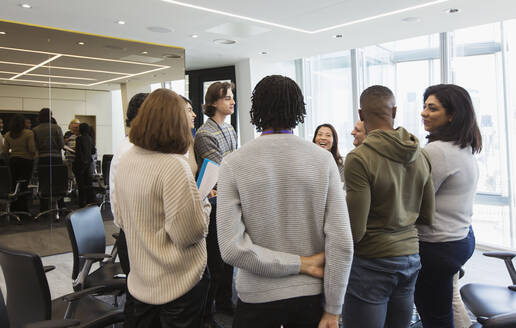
[313,123,344,181]
[415,84,482,328]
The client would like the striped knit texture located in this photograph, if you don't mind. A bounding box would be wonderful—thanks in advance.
[217,134,354,315]
[113,146,211,305]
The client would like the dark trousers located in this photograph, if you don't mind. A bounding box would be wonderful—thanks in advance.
[127,270,209,328]
[232,294,324,328]
[37,156,65,211]
[343,254,421,328]
[204,202,234,318]
[414,227,475,328]
[73,164,94,207]
[9,157,33,212]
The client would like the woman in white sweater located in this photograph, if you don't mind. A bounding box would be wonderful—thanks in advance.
[113,88,211,328]
[415,84,482,328]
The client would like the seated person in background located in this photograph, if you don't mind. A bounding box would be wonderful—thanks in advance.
[113,88,211,327]
[73,123,96,207]
[313,123,345,182]
[351,120,366,147]
[217,75,354,328]
[343,85,434,328]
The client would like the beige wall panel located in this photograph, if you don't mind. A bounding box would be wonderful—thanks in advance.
[0,97,23,111]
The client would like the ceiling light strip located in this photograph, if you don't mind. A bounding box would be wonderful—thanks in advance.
[0,71,96,81]
[0,77,89,86]
[88,66,170,86]
[161,0,448,34]
[312,0,449,33]
[41,65,130,75]
[10,54,62,80]
[0,46,167,67]
[0,60,34,67]
[160,0,311,33]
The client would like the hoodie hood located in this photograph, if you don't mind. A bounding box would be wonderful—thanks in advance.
[363,127,420,164]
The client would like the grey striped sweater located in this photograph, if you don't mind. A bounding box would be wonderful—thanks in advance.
[217,134,354,314]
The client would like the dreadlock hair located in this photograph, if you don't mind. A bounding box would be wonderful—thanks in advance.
[424,84,482,154]
[250,75,305,132]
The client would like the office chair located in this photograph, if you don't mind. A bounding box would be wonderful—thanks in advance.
[35,165,70,221]
[0,246,124,328]
[0,165,33,223]
[65,205,125,305]
[99,154,113,211]
[461,252,516,327]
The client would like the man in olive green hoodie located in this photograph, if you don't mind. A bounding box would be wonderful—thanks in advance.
[342,85,434,328]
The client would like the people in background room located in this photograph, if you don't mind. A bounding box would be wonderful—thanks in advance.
[73,123,96,207]
[64,118,80,186]
[2,114,36,213]
[351,120,366,147]
[343,85,434,328]
[0,118,5,163]
[415,84,481,328]
[181,95,198,175]
[217,75,354,328]
[113,88,211,327]
[313,123,345,182]
[32,108,65,212]
[24,117,32,130]
[194,81,237,328]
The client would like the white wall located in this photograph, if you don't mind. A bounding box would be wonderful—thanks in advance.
[0,84,112,157]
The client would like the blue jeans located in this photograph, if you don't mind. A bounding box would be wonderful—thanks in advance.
[343,254,421,328]
[415,227,475,328]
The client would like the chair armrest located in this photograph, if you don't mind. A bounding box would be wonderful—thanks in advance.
[483,311,516,327]
[484,252,516,285]
[43,265,56,273]
[80,253,112,261]
[60,285,107,302]
[484,252,516,260]
[24,319,80,328]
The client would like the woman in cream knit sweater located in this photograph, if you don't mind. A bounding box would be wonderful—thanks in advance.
[113,88,211,328]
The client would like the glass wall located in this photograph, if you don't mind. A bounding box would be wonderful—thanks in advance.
[299,21,516,249]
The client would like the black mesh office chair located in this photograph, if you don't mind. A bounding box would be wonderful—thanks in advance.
[0,165,33,223]
[461,252,516,327]
[65,205,125,304]
[35,165,70,221]
[0,246,124,328]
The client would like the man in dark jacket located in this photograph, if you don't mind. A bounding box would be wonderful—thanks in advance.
[342,85,435,328]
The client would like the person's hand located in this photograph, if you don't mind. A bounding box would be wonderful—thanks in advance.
[300,252,325,278]
[208,189,217,198]
[318,312,339,328]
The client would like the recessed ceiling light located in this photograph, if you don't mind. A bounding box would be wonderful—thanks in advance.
[190,34,199,38]
[333,34,343,38]
[259,51,267,55]
[116,20,126,25]
[146,26,173,33]
[0,32,6,35]
[77,41,85,45]
[402,17,421,23]
[213,39,236,45]
[446,8,460,14]
[20,3,31,8]
[141,51,148,55]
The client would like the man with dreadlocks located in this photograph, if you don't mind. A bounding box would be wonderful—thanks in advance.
[216,75,353,328]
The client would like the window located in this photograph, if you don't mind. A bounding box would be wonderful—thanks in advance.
[303,51,354,154]
[360,34,440,143]
[451,22,513,248]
